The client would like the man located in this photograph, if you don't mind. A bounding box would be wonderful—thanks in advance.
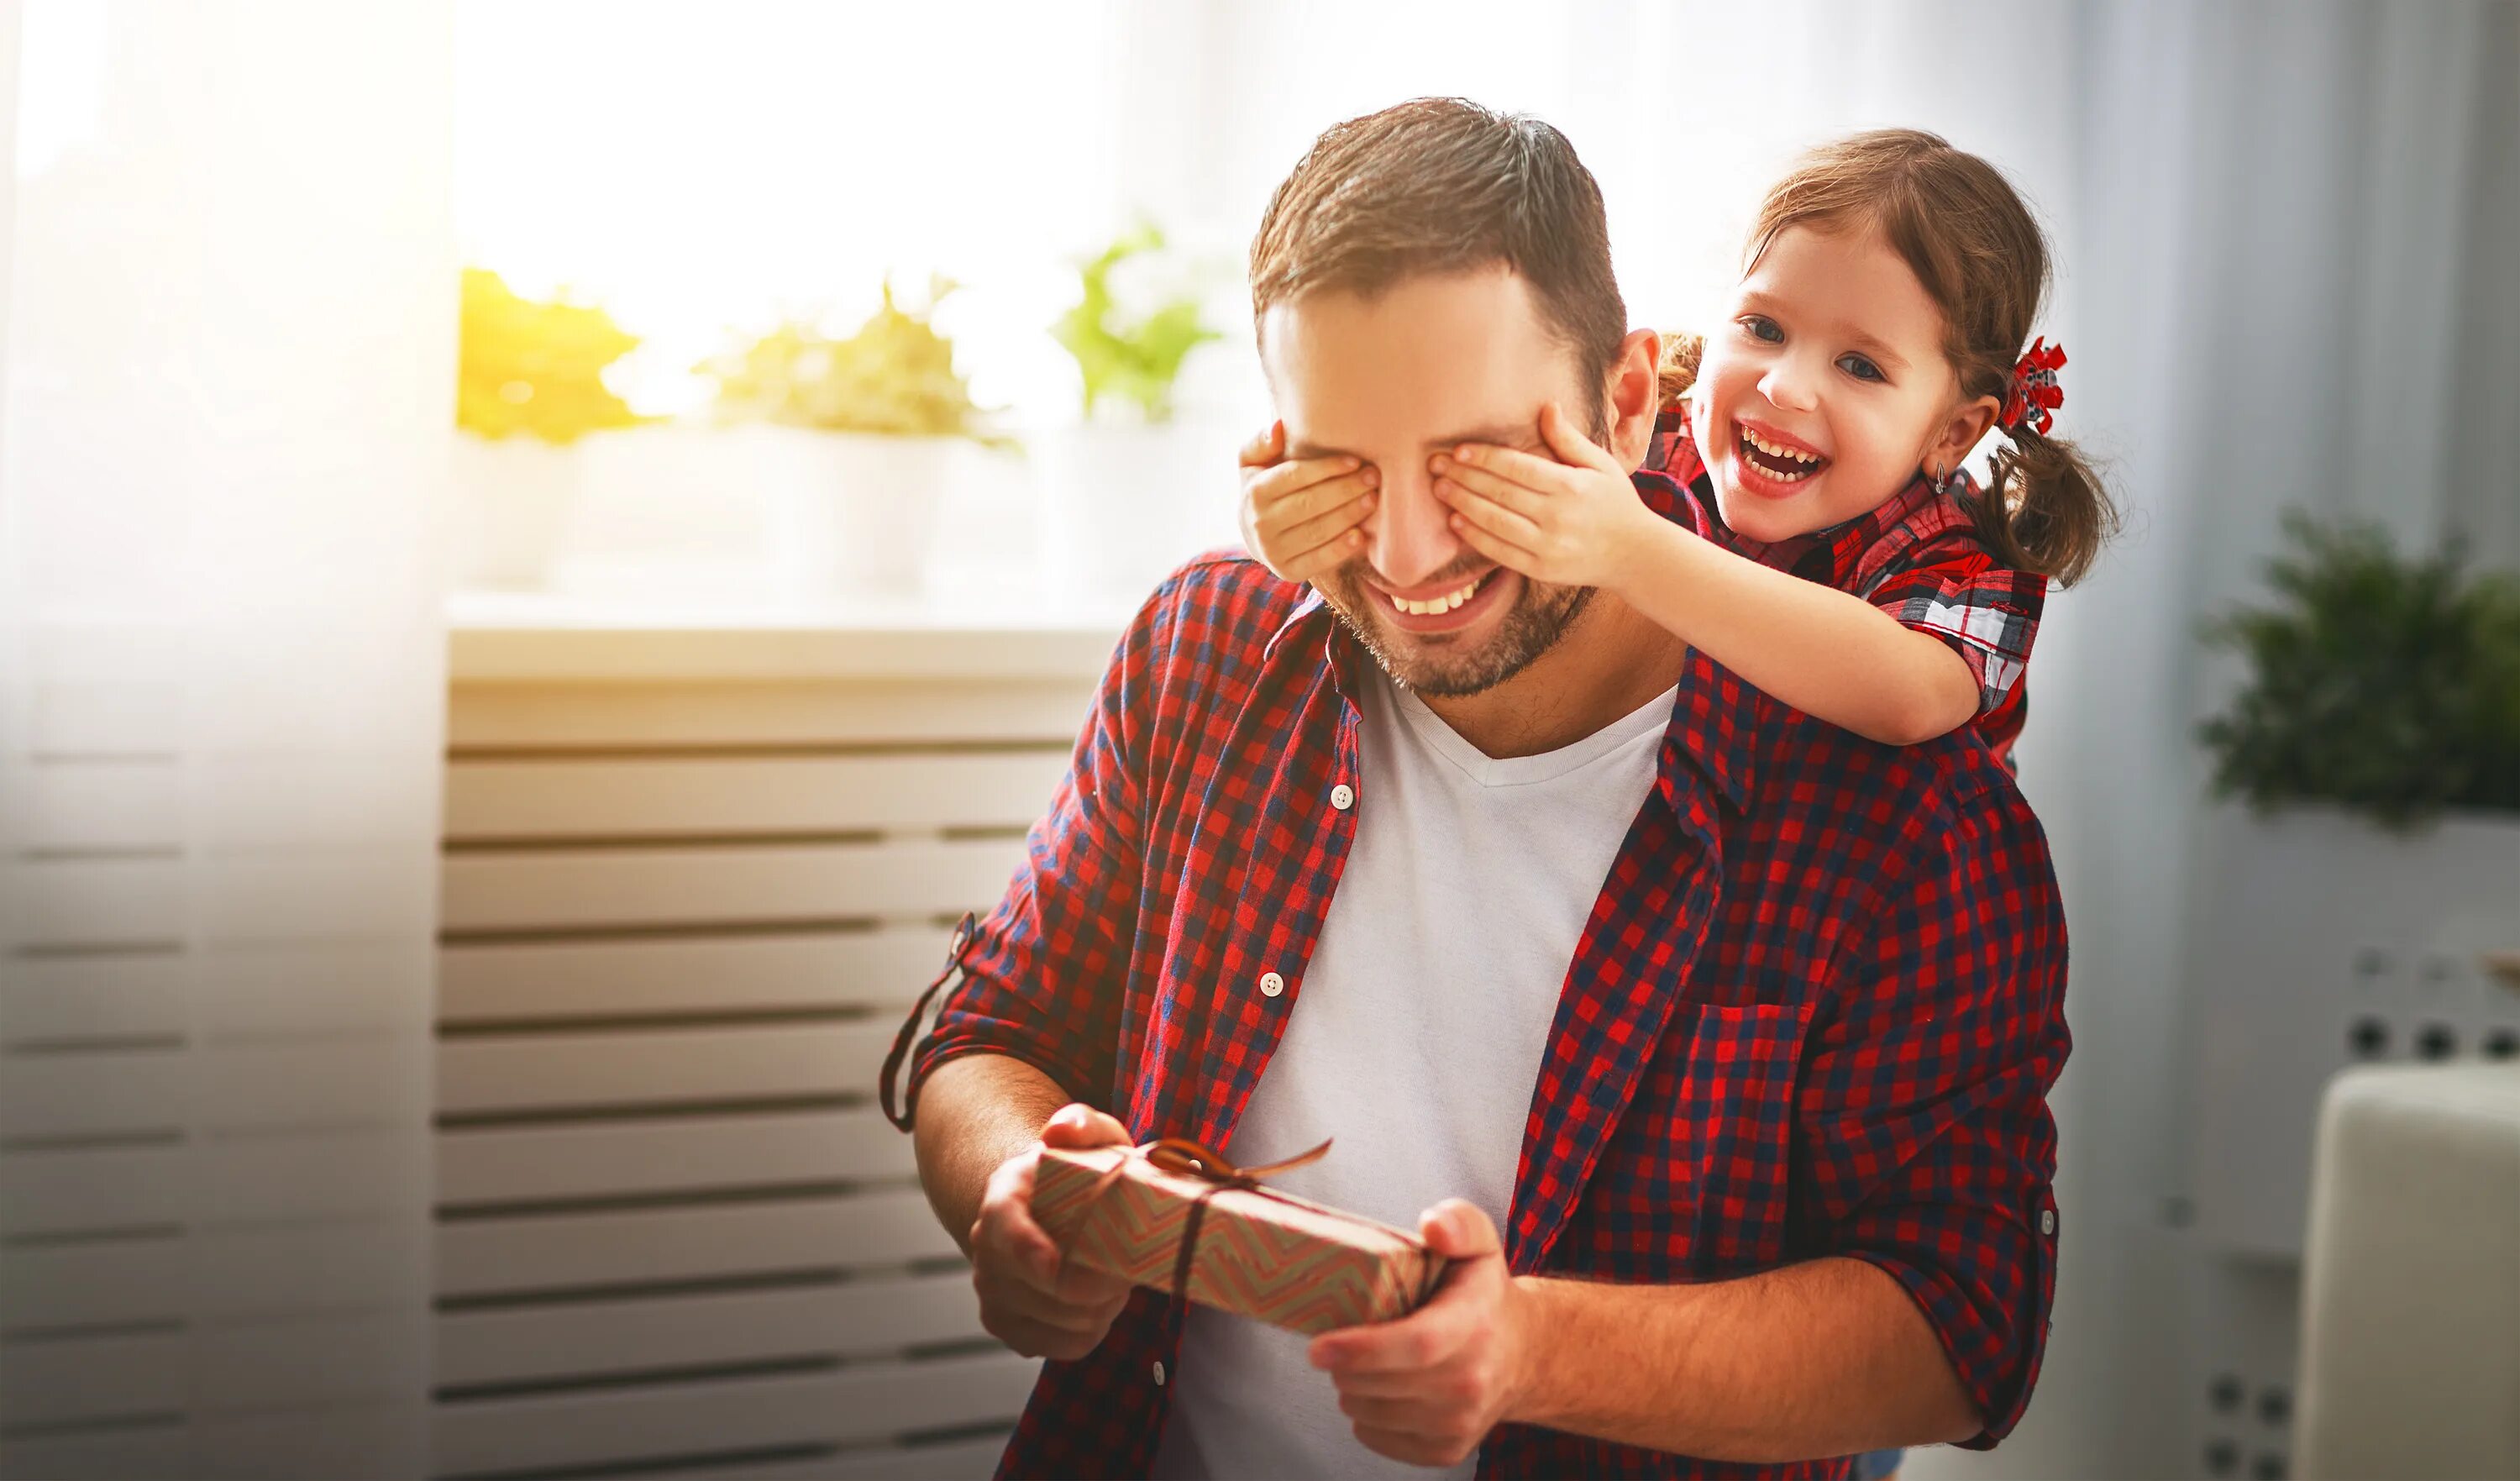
[881,97,2067,1480]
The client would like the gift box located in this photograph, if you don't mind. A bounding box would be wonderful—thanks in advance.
[1031,1140,1449,1336]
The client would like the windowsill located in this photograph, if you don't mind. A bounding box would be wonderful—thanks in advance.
[447,555,1140,683]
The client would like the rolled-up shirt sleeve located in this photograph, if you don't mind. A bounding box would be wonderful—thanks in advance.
[1794,773,2071,1446]
[1862,548,2046,717]
[895,585,1162,1123]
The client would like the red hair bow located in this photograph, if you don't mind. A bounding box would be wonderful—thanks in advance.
[2000,337,2066,436]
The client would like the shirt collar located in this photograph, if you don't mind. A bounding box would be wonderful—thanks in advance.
[1702,465,1950,591]
[1257,469,1762,815]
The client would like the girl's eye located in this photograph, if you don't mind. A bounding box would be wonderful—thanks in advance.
[1740,314,1783,344]
[1836,353,1885,383]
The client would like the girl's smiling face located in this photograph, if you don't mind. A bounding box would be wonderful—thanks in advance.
[1691,222,1996,544]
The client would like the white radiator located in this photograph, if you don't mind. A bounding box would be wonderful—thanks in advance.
[433,646,1107,1481]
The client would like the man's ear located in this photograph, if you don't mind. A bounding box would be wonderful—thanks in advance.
[1602,326,1662,472]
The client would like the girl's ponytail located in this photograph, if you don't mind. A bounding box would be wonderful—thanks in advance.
[1656,330,1704,407]
[1976,427,2118,588]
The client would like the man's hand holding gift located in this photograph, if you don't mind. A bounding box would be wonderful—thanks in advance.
[1310,1198,1541,1468]
[968,1103,1138,1362]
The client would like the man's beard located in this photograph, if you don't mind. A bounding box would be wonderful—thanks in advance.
[1317,561,1594,698]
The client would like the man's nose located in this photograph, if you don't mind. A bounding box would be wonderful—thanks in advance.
[1364,458,1466,591]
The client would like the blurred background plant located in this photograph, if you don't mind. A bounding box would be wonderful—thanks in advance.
[2197,511,2520,829]
[457,266,651,443]
[1050,222,1221,424]
[696,276,1011,448]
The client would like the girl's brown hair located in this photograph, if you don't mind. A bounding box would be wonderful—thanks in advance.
[1662,129,2118,586]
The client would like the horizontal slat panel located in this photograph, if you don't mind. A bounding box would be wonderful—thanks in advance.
[0,1330,184,1426]
[0,1426,186,1481]
[0,952,186,1046]
[438,1109,912,1207]
[9,855,429,951]
[438,1021,897,1116]
[440,930,956,1024]
[703,1435,1011,1481]
[2,1041,418,1140]
[0,1315,411,1426]
[446,627,1124,686]
[433,1349,1039,1477]
[436,1270,986,1387]
[445,752,1068,841]
[193,1402,413,1478]
[8,858,183,950]
[440,838,1026,933]
[449,679,1096,749]
[19,761,182,852]
[1,1133,420,1236]
[15,759,429,853]
[435,1190,959,1298]
[0,943,425,1048]
[3,1221,423,1329]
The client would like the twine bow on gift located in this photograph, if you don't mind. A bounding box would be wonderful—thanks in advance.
[1084,1135,1333,1307]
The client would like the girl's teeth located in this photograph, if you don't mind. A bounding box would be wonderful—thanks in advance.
[1746,429,1818,464]
[1738,425,1822,483]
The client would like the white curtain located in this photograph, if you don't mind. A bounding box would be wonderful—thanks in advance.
[2019,3,2516,1476]
[0,3,453,1478]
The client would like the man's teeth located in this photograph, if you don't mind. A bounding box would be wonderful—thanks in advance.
[1389,577,1481,615]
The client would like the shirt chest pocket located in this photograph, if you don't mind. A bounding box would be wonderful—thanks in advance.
[1660,998,1815,1273]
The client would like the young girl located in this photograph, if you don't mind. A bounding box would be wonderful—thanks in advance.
[1237,128,2115,770]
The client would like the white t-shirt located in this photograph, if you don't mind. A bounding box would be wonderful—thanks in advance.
[1148,664,1678,1480]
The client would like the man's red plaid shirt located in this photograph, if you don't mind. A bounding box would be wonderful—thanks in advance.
[890,468,2071,1480]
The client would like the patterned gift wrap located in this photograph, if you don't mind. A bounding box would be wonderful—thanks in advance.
[1032,1143,1449,1336]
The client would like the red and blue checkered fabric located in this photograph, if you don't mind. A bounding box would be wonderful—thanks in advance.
[1651,408,2046,765]
[895,470,2070,1479]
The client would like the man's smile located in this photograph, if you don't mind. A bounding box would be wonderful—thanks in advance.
[1362,566,1515,633]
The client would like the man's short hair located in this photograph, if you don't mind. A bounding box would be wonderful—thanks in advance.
[1248,97,1628,424]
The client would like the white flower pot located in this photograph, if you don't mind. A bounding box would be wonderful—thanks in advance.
[451,433,585,589]
[2187,803,2520,1258]
[1036,418,1242,605]
[734,425,957,599]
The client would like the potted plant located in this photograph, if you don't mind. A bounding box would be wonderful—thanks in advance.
[454,266,649,586]
[1037,222,1234,603]
[696,276,1006,597]
[2183,512,2520,1256]
[2198,512,2520,827]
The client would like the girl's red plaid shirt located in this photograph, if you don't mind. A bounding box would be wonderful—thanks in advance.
[889,468,2070,1479]
[1651,407,2047,769]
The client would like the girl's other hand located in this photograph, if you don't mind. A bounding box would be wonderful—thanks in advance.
[1238,420,1378,585]
[1433,402,1663,593]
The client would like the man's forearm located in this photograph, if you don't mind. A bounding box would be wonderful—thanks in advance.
[909,1053,1074,1258]
[1508,1255,1982,1462]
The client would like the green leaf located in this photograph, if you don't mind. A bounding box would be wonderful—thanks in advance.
[2195,512,2520,829]
[457,267,654,445]
[694,276,1014,450]
[1050,220,1222,423]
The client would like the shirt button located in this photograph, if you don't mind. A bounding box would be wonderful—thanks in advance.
[1259,971,1284,997]
[1152,1359,1167,1386]
[2040,1210,2056,1236]
[1330,783,1355,811]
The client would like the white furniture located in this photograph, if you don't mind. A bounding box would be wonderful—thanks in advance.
[434,592,1125,1480]
[2295,1063,2520,1480]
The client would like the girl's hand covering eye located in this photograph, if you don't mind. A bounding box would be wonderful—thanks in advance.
[1237,420,1378,586]
[1431,402,1670,595]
